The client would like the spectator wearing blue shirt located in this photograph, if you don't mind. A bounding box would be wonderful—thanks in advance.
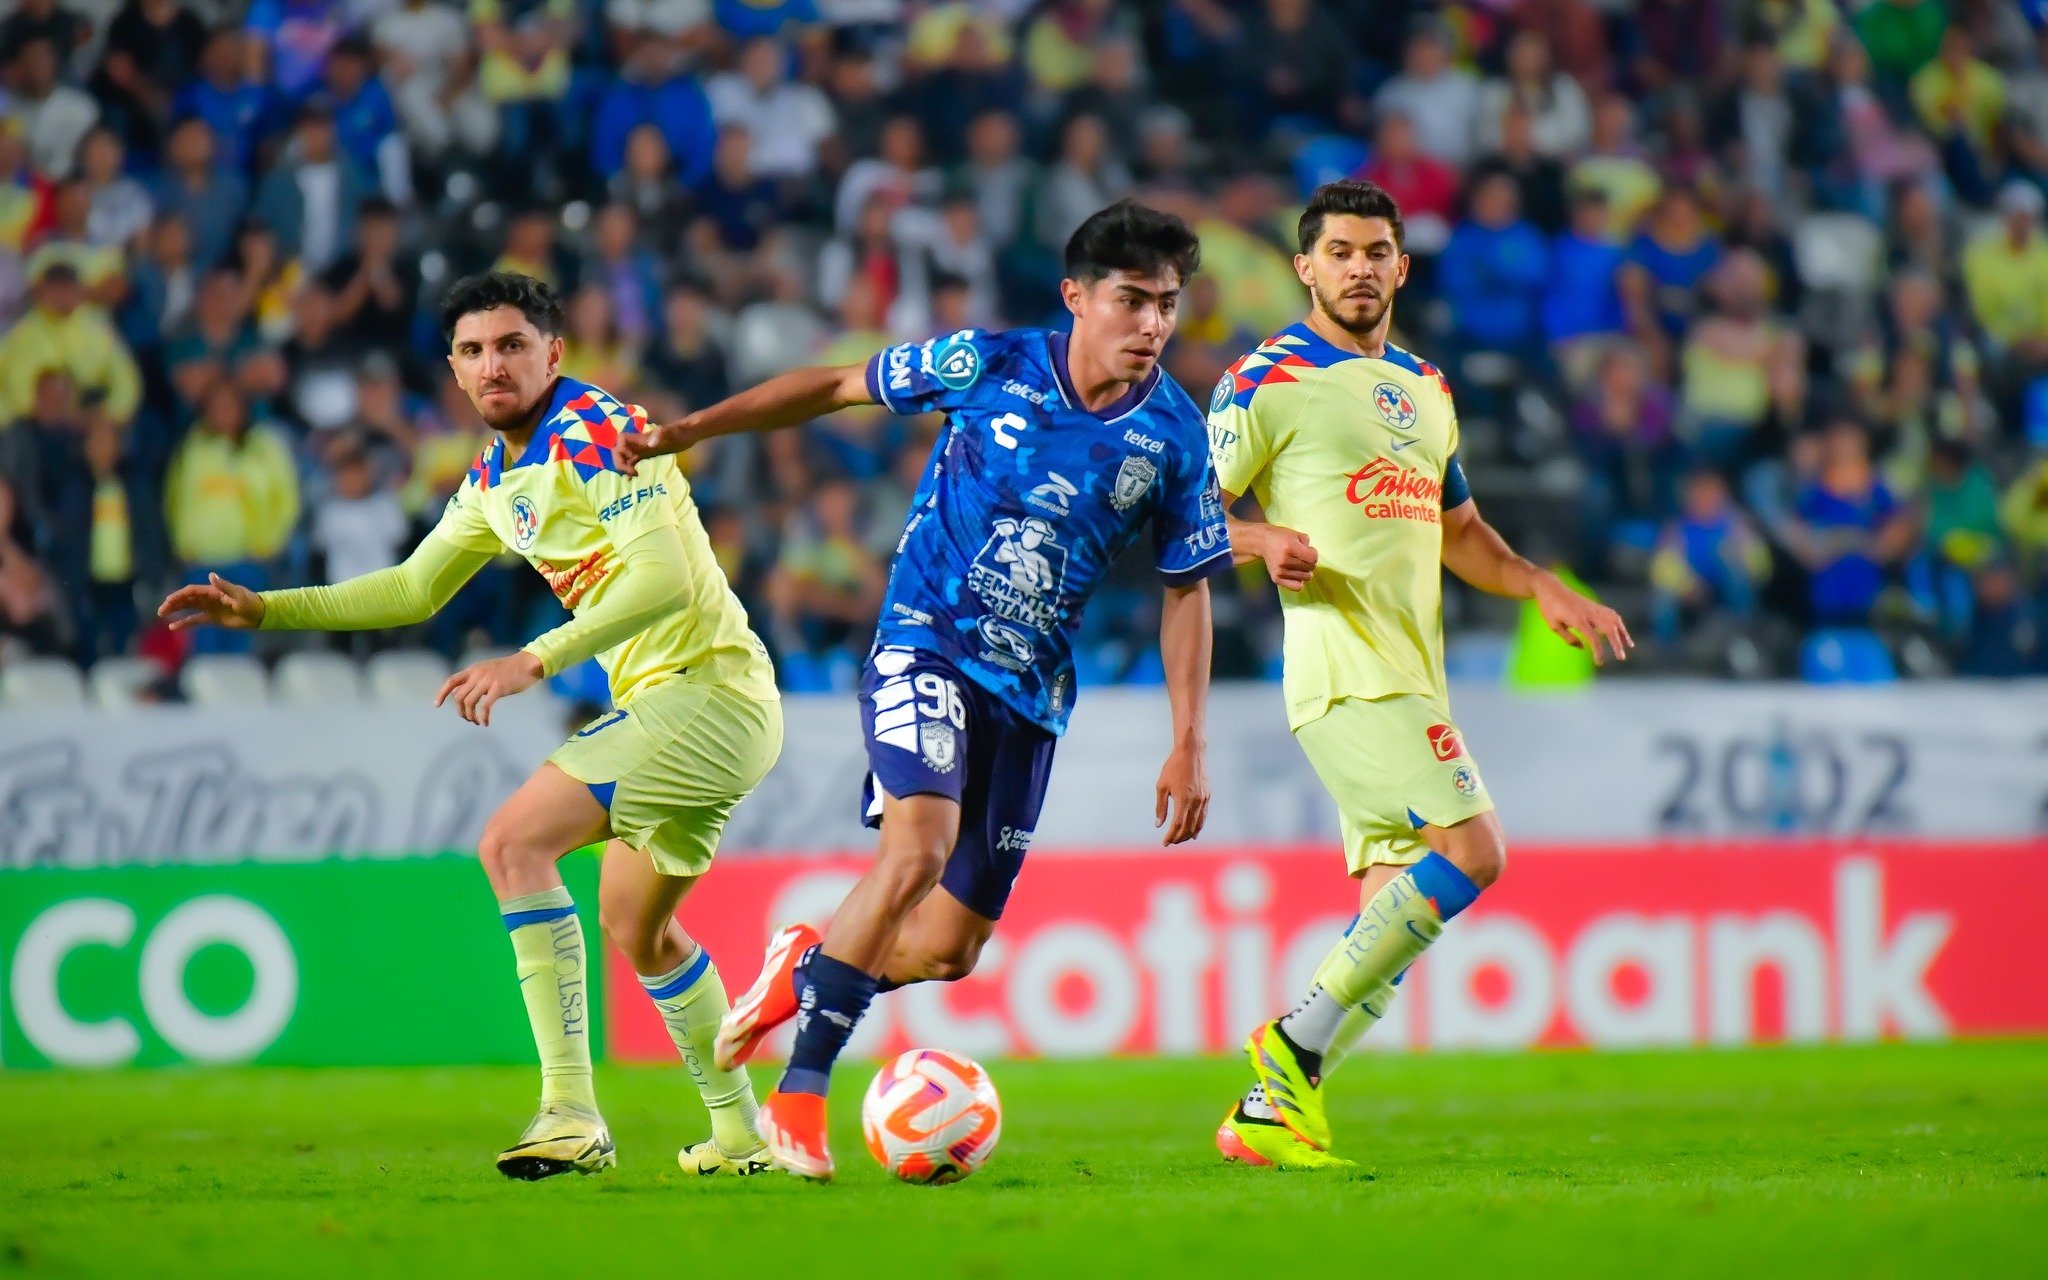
[1440,170,1549,360]
[152,117,248,269]
[696,124,787,251]
[315,37,406,204]
[591,38,716,188]
[577,203,664,349]
[1543,187,1626,380]
[1650,467,1772,642]
[252,107,373,271]
[714,0,816,41]
[244,0,343,102]
[1787,420,1919,624]
[1959,560,2044,676]
[173,29,278,175]
[1620,184,1720,346]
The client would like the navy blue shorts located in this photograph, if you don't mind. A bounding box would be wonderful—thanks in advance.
[859,646,1056,920]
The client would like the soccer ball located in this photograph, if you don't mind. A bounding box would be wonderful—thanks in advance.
[860,1049,1003,1184]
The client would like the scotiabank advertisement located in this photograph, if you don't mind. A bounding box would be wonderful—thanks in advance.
[609,843,2048,1060]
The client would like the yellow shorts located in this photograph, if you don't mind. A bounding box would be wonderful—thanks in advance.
[1293,692,1494,876]
[549,677,783,878]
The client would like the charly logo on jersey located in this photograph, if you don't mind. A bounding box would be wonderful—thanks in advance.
[976,615,1036,671]
[1026,471,1078,516]
[510,494,541,551]
[1111,454,1159,511]
[930,331,982,391]
[1373,381,1419,432]
[967,516,1067,632]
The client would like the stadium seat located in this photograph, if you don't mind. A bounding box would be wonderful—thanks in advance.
[1800,628,1897,684]
[181,654,272,707]
[366,650,452,706]
[1791,212,1883,292]
[274,651,365,704]
[89,657,165,709]
[0,656,87,708]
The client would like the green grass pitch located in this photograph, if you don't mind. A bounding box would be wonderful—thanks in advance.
[3,1043,2045,1278]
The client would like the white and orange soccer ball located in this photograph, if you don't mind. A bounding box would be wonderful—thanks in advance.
[860,1049,1003,1184]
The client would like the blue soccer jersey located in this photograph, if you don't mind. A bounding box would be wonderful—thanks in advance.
[863,327,1231,734]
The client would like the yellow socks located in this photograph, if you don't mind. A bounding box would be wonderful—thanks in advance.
[501,886,596,1110]
[639,948,763,1155]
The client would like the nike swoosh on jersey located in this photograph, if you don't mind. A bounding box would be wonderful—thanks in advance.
[1390,437,1419,451]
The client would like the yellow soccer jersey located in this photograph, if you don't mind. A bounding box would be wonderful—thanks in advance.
[1207,323,1471,729]
[439,376,776,707]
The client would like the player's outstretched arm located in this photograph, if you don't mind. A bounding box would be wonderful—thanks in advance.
[158,528,493,637]
[1154,580,1213,846]
[618,362,872,475]
[1440,499,1634,665]
[1219,491,1317,590]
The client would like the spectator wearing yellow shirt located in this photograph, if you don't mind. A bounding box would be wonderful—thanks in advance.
[1911,27,2005,202]
[163,379,300,653]
[766,476,885,662]
[492,207,560,287]
[1193,175,1303,344]
[0,260,141,430]
[2002,447,2048,585]
[557,283,640,392]
[1962,183,2048,385]
[80,418,135,660]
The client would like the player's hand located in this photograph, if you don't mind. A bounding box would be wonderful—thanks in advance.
[1253,523,1318,591]
[617,415,702,476]
[1154,740,1209,846]
[157,573,266,631]
[1532,573,1634,666]
[435,650,544,726]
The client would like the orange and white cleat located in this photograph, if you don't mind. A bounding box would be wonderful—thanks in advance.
[715,922,820,1071]
[760,1089,834,1180]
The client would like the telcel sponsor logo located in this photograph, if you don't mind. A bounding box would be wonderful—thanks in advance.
[1003,380,1048,405]
[1122,429,1165,454]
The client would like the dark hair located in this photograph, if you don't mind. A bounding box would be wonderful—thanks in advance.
[1063,199,1201,286]
[439,271,563,344]
[357,195,399,221]
[1298,180,1405,254]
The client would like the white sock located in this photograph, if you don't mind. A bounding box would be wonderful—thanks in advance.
[1277,984,1347,1057]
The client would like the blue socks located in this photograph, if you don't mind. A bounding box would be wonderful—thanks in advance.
[779,952,878,1097]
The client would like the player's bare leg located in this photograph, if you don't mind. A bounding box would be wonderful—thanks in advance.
[823,792,962,969]
[879,883,997,985]
[753,791,961,1179]
[598,843,771,1175]
[479,764,616,1180]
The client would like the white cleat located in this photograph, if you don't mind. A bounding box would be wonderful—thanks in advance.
[677,1139,776,1176]
[496,1102,617,1180]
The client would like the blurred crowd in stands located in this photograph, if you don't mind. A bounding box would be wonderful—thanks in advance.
[1,0,2047,695]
